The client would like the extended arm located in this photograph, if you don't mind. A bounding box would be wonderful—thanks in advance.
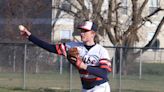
[18,25,66,55]
[28,35,57,53]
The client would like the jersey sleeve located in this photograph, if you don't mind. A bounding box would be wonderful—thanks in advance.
[28,35,57,53]
[28,35,68,56]
[86,66,109,80]
[56,41,83,57]
[99,47,112,72]
[55,43,67,56]
[99,59,112,72]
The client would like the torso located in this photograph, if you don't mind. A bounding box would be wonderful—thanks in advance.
[65,42,110,66]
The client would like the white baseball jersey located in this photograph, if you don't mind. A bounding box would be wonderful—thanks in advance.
[65,42,111,66]
[57,42,111,92]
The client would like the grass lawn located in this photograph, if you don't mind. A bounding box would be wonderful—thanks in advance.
[111,74,164,92]
[0,63,163,92]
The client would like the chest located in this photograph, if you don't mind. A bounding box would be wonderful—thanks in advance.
[78,46,102,66]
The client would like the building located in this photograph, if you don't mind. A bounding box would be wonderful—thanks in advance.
[52,0,164,48]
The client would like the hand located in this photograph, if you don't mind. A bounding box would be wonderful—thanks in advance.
[67,48,79,64]
[67,47,87,70]
[78,60,87,70]
[67,56,87,70]
[18,25,31,38]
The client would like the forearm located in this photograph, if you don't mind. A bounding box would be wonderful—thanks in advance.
[28,35,57,53]
[86,66,108,79]
[78,61,108,79]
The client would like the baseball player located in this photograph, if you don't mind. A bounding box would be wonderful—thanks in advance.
[19,20,112,92]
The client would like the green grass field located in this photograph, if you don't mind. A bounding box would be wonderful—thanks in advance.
[0,63,164,92]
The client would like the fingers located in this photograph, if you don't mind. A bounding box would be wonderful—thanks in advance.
[18,25,31,38]
[78,61,87,70]
[67,56,87,70]
[70,57,77,61]
[20,31,28,37]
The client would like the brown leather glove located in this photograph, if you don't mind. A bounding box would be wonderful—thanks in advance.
[67,48,82,68]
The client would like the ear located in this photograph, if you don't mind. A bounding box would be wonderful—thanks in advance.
[89,33,95,39]
[91,31,96,36]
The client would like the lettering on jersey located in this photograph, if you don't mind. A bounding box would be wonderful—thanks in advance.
[82,55,99,66]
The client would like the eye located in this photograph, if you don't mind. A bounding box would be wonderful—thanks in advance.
[80,30,85,33]
[80,29,90,33]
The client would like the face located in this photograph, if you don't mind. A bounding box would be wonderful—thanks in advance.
[80,29,95,43]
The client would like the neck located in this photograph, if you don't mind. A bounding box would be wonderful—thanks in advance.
[84,40,95,46]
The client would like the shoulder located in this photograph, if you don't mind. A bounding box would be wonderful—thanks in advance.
[95,44,110,60]
[95,44,107,51]
[65,41,84,48]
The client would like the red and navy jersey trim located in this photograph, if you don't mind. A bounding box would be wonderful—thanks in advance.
[99,59,112,72]
[55,43,67,57]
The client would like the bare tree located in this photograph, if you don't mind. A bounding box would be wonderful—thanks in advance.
[52,0,164,74]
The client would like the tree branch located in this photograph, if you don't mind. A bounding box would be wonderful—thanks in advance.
[122,0,139,43]
[146,7,164,18]
[140,7,164,27]
[106,0,117,45]
[52,0,61,27]
[91,0,103,20]
[76,0,85,9]
[112,2,121,12]
[124,17,164,61]
[143,16,164,52]
[52,6,80,19]
[65,0,81,11]
[138,0,148,16]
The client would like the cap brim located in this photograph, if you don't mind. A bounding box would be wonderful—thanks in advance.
[78,27,91,31]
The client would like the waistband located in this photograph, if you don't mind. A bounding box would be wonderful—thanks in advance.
[82,79,108,89]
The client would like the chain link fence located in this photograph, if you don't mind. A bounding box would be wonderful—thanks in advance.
[0,43,164,92]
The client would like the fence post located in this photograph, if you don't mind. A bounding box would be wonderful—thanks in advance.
[23,44,27,89]
[69,64,73,92]
[112,48,116,78]
[60,56,63,74]
[160,50,162,63]
[119,48,123,92]
[154,50,157,62]
[13,46,16,72]
[139,49,142,79]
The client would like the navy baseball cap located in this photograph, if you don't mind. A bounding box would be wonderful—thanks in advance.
[78,21,97,32]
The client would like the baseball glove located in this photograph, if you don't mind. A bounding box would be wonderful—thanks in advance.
[67,48,82,68]
[67,47,79,57]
